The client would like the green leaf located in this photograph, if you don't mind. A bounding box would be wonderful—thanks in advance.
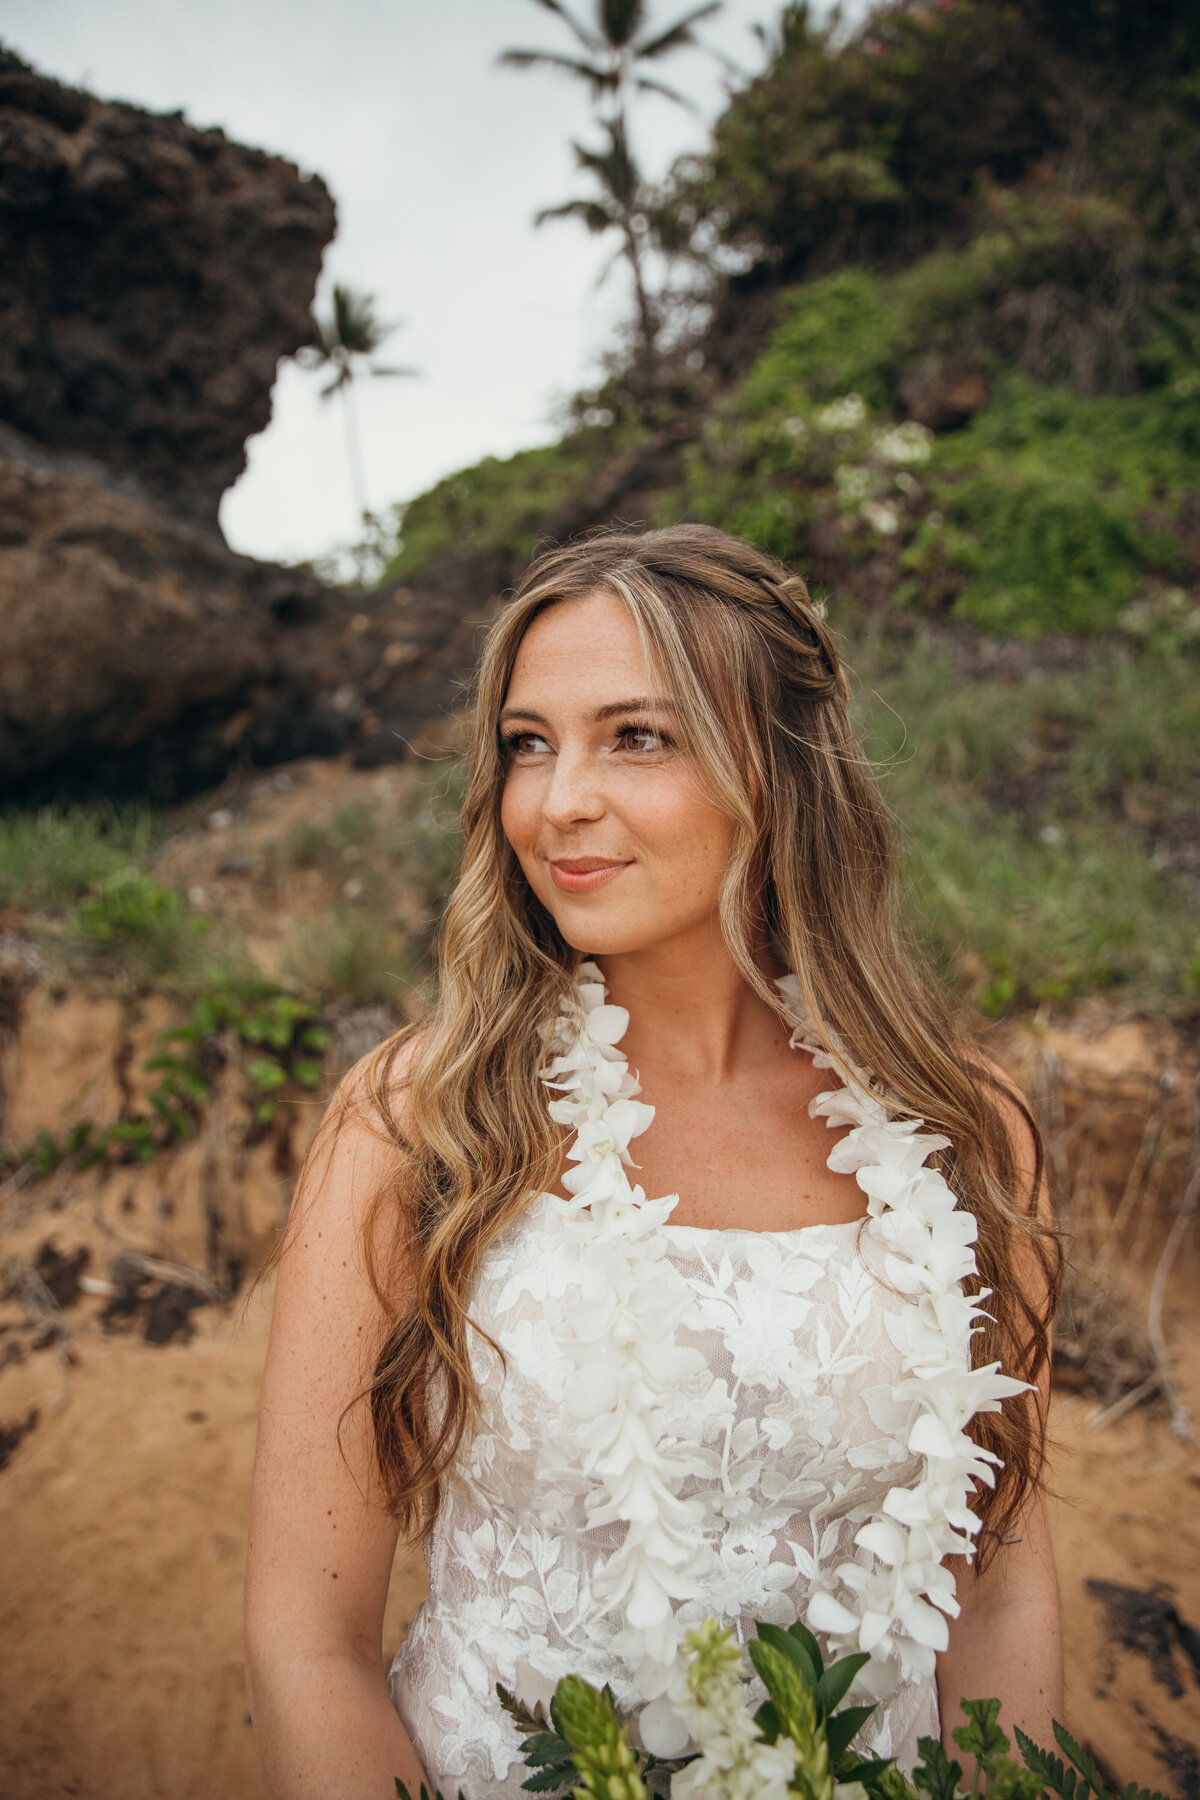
[520,1732,572,1764]
[497,1683,550,1736]
[755,1619,819,1688]
[841,1759,912,1800]
[292,1057,323,1089]
[839,1756,906,1798]
[754,1698,781,1743]
[817,1652,871,1718]
[1014,1727,1089,1800]
[246,1055,288,1091]
[984,1762,1044,1800]
[827,1705,878,1762]
[787,1618,826,1679]
[748,1639,823,1758]
[954,1697,1008,1765]
[1053,1722,1112,1797]
[913,1735,963,1800]
[520,1763,577,1793]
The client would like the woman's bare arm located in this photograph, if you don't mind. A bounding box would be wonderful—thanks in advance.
[939,1488,1062,1754]
[244,1048,430,1799]
[937,1059,1063,1754]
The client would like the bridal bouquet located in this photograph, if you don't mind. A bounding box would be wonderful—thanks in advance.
[395,1613,1168,1800]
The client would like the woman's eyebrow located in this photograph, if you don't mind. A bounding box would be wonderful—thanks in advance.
[498,697,678,727]
[595,697,678,721]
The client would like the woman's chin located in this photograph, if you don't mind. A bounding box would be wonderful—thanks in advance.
[546,900,699,959]
[553,917,645,956]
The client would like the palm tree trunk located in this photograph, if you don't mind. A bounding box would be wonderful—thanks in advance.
[623,220,658,374]
[340,380,369,521]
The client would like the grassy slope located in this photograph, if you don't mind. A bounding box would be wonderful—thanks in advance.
[315,260,1200,1021]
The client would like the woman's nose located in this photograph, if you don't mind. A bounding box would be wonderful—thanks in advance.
[541,744,604,828]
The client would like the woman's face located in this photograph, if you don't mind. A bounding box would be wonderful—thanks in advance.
[499,590,737,959]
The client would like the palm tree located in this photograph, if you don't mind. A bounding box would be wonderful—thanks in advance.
[499,0,724,117]
[535,115,659,359]
[299,283,417,521]
[502,2,726,383]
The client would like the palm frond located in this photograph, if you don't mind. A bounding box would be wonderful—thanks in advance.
[534,197,618,232]
[633,72,698,109]
[598,0,646,50]
[326,282,395,359]
[527,0,603,51]
[571,119,640,205]
[496,48,616,95]
[634,0,721,61]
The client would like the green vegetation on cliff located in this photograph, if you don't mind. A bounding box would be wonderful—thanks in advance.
[371,433,619,584]
[342,0,1199,1018]
[660,263,1199,635]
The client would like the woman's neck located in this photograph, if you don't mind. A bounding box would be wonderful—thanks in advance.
[591,939,787,1084]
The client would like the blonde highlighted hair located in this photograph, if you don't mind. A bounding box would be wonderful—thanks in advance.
[332,524,1058,1558]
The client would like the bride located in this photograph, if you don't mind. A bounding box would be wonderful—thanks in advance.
[244,524,1062,1799]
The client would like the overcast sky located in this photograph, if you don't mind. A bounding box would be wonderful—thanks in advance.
[1,0,787,566]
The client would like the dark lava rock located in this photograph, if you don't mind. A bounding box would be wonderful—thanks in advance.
[34,1239,90,1309]
[0,46,334,529]
[143,1282,207,1347]
[0,448,509,799]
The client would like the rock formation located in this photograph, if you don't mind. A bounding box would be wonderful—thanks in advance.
[0,48,476,799]
[0,48,683,799]
[0,47,334,528]
[0,438,509,797]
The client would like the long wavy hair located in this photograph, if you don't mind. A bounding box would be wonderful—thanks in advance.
[331,523,1060,1561]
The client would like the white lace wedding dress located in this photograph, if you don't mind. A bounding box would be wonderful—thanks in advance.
[388,968,1021,1797]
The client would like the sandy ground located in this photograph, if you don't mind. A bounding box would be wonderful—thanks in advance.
[0,1290,423,1800]
[1,1250,1197,1798]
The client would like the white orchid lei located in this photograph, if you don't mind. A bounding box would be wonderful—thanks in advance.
[537,962,1028,1758]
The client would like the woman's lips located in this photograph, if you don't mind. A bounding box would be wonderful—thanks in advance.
[548,858,632,893]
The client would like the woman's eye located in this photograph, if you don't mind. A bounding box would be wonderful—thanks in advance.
[618,724,672,754]
[503,731,551,756]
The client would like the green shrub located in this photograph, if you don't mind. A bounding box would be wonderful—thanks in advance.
[737,269,901,416]
[73,872,210,982]
[663,261,1198,637]
[376,434,616,584]
[291,906,417,1009]
[0,803,157,913]
[854,635,1200,1014]
[911,379,1196,634]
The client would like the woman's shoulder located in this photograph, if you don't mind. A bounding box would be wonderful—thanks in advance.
[289,1021,433,1251]
[961,1046,1039,1179]
[330,1020,431,1141]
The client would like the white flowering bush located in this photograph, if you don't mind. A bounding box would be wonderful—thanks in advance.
[872,423,933,466]
[817,394,868,432]
[860,500,900,536]
[797,397,934,541]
